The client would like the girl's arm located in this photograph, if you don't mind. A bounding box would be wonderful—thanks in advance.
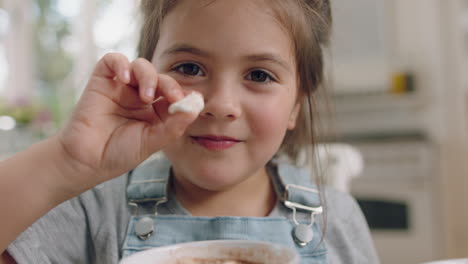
[0,53,199,258]
[0,136,79,254]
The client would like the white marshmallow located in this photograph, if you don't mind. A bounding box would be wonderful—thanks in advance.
[168,92,204,115]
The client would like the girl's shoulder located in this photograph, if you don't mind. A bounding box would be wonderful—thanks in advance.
[323,186,362,221]
[321,186,380,263]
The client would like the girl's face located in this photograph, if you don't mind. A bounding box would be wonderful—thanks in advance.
[153,0,300,191]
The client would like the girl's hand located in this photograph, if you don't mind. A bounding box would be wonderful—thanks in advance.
[57,53,197,190]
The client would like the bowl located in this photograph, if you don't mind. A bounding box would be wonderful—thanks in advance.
[119,240,300,264]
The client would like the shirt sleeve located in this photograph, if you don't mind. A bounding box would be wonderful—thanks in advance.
[7,197,92,264]
[324,187,380,264]
[7,175,130,264]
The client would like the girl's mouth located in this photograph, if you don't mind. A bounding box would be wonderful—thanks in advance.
[190,135,241,151]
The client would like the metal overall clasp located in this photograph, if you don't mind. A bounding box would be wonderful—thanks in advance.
[128,197,168,241]
[283,184,323,247]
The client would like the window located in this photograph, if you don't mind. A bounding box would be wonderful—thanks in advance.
[0,0,140,132]
[0,7,9,96]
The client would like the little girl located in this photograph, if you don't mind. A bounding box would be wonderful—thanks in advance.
[0,0,379,263]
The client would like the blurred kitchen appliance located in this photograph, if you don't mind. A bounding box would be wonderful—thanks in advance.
[350,140,438,264]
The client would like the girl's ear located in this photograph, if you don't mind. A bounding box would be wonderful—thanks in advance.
[287,102,301,130]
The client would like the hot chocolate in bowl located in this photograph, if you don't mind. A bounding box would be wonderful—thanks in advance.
[119,240,300,264]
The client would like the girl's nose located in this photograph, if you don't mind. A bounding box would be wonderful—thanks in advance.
[200,85,242,121]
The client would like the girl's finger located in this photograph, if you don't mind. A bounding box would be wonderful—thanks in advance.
[152,97,171,123]
[93,53,131,84]
[129,58,160,104]
[144,110,198,154]
[156,74,185,104]
[163,111,198,141]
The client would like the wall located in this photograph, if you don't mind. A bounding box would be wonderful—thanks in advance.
[394,0,468,257]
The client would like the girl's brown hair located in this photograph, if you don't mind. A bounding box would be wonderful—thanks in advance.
[137,0,332,165]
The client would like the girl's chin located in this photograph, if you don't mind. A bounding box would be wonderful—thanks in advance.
[169,159,259,191]
[174,167,247,192]
[188,174,244,191]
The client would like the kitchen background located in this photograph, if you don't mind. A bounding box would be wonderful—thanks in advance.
[0,0,467,263]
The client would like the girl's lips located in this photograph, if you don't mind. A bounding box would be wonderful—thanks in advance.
[191,135,241,151]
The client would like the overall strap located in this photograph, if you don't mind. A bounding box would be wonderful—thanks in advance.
[126,153,170,204]
[125,155,325,249]
[272,159,323,213]
[126,154,322,213]
[271,159,324,247]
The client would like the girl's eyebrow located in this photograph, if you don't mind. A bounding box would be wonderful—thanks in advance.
[161,43,291,72]
[245,54,292,73]
[161,44,211,58]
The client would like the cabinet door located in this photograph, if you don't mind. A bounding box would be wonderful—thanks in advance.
[330,0,394,94]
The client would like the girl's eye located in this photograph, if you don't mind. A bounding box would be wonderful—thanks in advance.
[173,63,204,76]
[247,70,275,83]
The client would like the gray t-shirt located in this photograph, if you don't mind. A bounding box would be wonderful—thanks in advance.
[7,173,379,264]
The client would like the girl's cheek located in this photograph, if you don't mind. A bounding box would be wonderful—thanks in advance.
[250,106,290,135]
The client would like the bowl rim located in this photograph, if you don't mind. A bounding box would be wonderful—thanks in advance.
[422,259,468,264]
[120,239,299,264]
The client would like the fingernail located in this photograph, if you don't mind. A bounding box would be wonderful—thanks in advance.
[124,70,130,82]
[145,88,154,98]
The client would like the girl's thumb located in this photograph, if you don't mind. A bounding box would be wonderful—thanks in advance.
[139,112,197,162]
[161,111,198,143]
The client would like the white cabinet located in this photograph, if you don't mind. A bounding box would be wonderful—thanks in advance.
[330,0,392,94]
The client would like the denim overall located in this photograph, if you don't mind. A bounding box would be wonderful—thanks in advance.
[121,155,327,263]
